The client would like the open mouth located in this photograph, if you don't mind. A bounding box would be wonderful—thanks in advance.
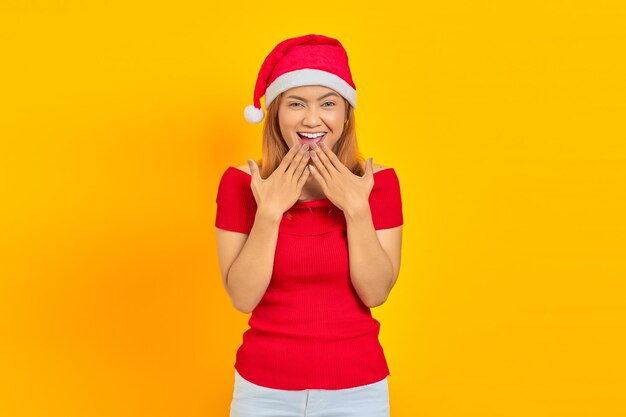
[297,132,326,144]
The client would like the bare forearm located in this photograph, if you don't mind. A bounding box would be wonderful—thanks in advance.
[345,204,394,308]
[227,208,282,313]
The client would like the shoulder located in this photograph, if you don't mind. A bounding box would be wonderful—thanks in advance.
[235,164,252,175]
[373,163,389,173]
[217,165,251,197]
[369,162,400,196]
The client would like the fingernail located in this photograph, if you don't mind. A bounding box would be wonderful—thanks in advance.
[303,144,309,150]
[310,142,317,148]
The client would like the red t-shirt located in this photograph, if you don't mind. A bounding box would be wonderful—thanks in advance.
[215,166,403,390]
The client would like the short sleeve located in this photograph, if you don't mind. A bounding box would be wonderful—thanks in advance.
[215,167,258,234]
[368,168,404,230]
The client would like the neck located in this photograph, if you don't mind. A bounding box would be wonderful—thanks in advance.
[299,176,325,200]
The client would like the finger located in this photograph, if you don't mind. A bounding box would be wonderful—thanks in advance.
[365,157,373,178]
[248,159,261,181]
[307,164,327,190]
[309,148,331,180]
[286,144,310,177]
[319,142,349,173]
[311,145,337,176]
[277,143,302,173]
[297,165,310,188]
[292,147,311,179]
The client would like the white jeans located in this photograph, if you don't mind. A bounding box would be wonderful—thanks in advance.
[229,370,390,417]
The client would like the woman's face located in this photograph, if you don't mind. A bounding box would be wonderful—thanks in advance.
[278,85,347,153]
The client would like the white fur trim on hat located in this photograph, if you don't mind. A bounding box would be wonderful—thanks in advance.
[265,69,357,109]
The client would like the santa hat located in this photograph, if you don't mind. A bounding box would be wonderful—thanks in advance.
[244,34,357,124]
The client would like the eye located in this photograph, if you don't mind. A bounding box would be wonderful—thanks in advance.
[289,102,303,107]
[322,101,335,107]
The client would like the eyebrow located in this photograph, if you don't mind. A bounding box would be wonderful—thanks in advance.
[286,92,340,101]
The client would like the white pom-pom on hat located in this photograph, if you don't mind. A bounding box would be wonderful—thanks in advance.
[244,105,265,124]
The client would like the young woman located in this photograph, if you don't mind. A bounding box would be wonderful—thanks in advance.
[215,34,403,417]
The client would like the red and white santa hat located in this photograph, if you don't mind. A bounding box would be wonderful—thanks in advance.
[244,34,357,124]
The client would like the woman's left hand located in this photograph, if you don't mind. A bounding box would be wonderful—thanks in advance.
[308,142,374,214]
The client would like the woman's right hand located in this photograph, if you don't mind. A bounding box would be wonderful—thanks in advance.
[248,143,311,218]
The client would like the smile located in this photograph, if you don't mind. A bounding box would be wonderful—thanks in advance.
[298,132,326,138]
[298,132,326,143]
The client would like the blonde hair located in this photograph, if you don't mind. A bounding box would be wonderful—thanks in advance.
[255,91,365,179]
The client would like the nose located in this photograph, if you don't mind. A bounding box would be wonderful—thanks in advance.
[302,107,322,127]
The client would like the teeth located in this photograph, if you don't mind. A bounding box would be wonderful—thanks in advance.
[299,132,325,138]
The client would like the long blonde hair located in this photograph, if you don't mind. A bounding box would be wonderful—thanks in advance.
[255,91,365,179]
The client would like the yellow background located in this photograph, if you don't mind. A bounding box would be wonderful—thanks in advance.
[1,0,625,416]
